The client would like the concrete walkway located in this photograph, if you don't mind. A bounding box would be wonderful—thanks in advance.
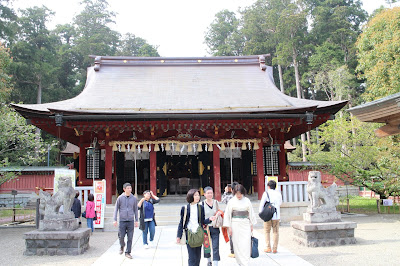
[92,226,312,266]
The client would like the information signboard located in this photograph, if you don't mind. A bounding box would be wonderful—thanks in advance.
[94,179,106,229]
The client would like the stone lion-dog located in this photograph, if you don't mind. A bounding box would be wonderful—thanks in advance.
[307,171,338,210]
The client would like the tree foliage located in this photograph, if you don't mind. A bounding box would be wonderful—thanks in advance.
[356,7,400,101]
[308,114,400,198]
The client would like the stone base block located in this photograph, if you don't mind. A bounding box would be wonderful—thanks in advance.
[291,220,357,247]
[39,218,79,231]
[303,211,342,223]
[23,228,91,256]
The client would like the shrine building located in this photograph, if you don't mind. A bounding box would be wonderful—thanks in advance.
[12,55,347,203]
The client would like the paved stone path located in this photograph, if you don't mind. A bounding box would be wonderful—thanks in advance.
[92,226,312,266]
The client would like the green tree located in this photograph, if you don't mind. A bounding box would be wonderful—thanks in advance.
[356,7,400,101]
[73,0,120,91]
[117,33,159,57]
[9,6,61,104]
[0,0,17,44]
[0,44,47,185]
[308,114,400,198]
[204,9,244,56]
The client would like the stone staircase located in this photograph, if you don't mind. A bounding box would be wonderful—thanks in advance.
[101,195,264,232]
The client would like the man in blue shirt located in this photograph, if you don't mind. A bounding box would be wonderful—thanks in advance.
[113,183,139,259]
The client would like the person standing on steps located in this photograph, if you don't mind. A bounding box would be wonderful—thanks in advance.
[113,183,139,259]
[138,190,160,249]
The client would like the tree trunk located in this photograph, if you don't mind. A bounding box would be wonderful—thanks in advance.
[278,64,284,93]
[293,48,307,162]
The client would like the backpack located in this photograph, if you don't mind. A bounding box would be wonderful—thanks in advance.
[258,192,276,222]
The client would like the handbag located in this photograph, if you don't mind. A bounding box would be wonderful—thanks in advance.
[178,205,187,245]
[82,211,86,218]
[211,201,223,228]
[251,236,259,258]
[187,225,204,248]
[94,211,97,221]
[187,205,205,248]
[259,192,276,222]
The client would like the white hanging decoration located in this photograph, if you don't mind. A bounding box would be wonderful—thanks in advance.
[138,145,141,153]
[161,143,164,152]
[193,144,196,153]
[248,142,251,150]
[216,144,221,150]
[118,144,121,152]
[181,145,185,153]
[149,144,152,152]
[171,143,175,151]
[127,144,130,152]
[205,143,208,151]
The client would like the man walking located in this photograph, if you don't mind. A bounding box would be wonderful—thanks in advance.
[259,180,282,253]
[113,183,139,259]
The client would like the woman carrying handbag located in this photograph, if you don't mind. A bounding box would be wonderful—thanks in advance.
[176,189,216,266]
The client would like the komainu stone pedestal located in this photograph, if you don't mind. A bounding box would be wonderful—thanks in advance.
[291,220,357,247]
[39,218,79,231]
[24,228,91,256]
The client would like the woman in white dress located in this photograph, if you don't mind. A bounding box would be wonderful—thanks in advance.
[223,184,257,266]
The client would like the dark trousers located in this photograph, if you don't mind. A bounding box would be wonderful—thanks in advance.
[204,226,220,261]
[119,221,134,254]
[187,244,202,266]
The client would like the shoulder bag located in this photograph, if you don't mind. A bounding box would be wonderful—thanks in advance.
[251,235,259,258]
[259,192,276,222]
[211,200,223,228]
[187,205,205,248]
[178,205,187,245]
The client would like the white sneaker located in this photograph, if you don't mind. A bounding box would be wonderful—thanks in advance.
[144,244,149,249]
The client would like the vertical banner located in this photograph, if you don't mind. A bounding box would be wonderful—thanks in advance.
[94,179,106,229]
[54,169,76,193]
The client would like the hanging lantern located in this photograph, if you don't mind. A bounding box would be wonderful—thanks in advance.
[142,144,149,152]
[154,144,160,152]
[165,143,171,151]
[241,142,247,150]
[230,142,235,149]
[121,144,126,152]
[221,143,225,151]
[197,144,203,152]
[253,142,259,150]
[112,143,117,151]
[208,144,213,152]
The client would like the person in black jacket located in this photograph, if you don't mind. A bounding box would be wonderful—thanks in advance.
[176,189,216,266]
[138,190,160,249]
[71,191,81,225]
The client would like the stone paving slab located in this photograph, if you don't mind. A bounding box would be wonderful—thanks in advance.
[92,226,312,266]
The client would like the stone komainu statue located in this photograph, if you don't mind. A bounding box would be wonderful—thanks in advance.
[307,171,338,212]
[39,176,75,220]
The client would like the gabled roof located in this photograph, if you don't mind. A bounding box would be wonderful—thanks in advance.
[12,55,346,119]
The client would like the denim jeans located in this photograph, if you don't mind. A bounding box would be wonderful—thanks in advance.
[86,218,94,232]
[142,220,155,245]
[204,226,220,261]
[119,221,135,254]
[186,244,201,266]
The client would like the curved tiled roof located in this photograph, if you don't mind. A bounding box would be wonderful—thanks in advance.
[12,55,346,118]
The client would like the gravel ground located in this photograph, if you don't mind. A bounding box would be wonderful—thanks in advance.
[1,214,399,266]
[275,214,400,266]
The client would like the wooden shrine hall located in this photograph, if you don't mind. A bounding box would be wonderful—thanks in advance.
[12,55,346,203]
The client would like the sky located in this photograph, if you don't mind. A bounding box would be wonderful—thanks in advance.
[10,0,400,57]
